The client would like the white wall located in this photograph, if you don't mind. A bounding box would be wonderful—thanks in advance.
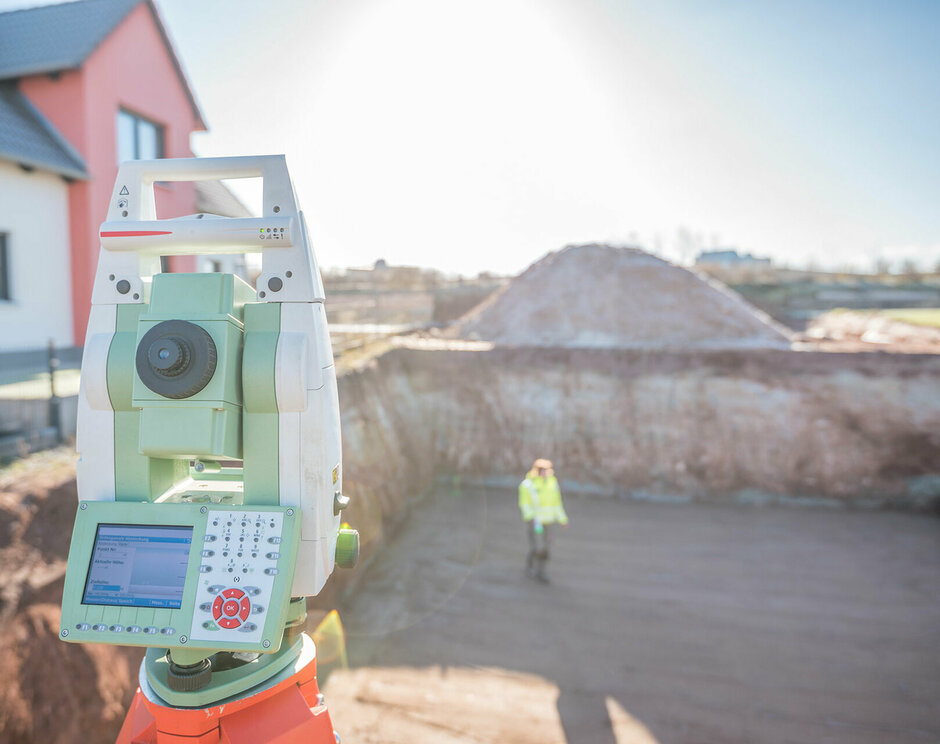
[0,161,74,351]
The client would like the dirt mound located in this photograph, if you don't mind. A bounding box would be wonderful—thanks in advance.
[447,244,791,349]
[0,449,143,744]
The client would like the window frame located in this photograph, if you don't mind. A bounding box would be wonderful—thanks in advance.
[116,108,166,162]
[0,233,11,302]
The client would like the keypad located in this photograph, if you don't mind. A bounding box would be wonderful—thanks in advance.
[189,509,285,644]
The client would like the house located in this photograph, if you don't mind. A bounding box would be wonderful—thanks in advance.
[695,249,772,269]
[0,0,251,353]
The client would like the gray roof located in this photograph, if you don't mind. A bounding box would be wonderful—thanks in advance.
[195,180,254,218]
[0,0,139,79]
[0,0,205,128]
[0,82,87,178]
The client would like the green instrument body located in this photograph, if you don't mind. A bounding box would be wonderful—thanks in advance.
[59,155,357,708]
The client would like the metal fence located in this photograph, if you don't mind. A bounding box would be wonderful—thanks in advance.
[0,342,82,458]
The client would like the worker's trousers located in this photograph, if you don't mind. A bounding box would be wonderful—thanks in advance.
[525,521,551,578]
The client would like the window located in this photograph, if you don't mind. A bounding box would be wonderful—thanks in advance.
[0,233,10,301]
[117,109,164,162]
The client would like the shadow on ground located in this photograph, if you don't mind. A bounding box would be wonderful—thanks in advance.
[324,486,940,743]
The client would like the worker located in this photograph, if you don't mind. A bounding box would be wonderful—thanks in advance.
[518,458,568,583]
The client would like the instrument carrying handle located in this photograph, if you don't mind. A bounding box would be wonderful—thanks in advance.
[92,155,325,306]
[105,155,298,222]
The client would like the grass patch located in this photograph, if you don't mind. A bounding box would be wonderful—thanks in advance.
[880,308,940,328]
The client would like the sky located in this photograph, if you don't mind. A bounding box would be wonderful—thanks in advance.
[4,0,939,275]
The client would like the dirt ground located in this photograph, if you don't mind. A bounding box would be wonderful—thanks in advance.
[0,449,145,744]
[2,453,938,743]
[325,486,940,744]
[799,311,940,354]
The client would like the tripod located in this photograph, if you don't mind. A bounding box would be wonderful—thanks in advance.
[117,633,339,743]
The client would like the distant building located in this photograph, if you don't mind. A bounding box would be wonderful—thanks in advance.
[0,0,248,352]
[343,260,430,286]
[695,249,773,268]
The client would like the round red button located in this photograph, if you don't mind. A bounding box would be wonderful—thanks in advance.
[223,599,240,617]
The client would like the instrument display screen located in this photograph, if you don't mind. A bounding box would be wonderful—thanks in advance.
[82,524,192,609]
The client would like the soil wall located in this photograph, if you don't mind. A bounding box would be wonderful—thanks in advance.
[340,347,940,509]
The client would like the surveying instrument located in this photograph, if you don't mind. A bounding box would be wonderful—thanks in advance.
[59,156,358,743]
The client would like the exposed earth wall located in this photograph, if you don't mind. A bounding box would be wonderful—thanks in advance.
[342,347,940,510]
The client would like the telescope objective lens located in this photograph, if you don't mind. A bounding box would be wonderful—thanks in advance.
[135,320,218,399]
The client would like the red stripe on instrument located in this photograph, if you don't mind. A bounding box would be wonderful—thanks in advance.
[100,230,173,237]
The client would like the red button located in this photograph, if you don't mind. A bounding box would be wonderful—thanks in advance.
[218,617,240,629]
[223,599,240,617]
[212,596,224,620]
[222,588,245,600]
[239,597,251,621]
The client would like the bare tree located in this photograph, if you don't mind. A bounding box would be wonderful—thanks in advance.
[872,257,891,276]
[900,259,921,281]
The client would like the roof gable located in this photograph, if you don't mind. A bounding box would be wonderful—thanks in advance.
[0,0,205,128]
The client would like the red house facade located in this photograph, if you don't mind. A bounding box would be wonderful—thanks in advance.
[0,0,206,345]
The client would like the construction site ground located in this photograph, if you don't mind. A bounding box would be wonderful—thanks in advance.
[325,486,940,744]
[2,454,939,743]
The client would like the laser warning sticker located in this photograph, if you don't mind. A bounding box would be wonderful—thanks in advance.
[332,466,339,485]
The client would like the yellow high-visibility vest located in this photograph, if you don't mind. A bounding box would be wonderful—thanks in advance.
[518,472,568,525]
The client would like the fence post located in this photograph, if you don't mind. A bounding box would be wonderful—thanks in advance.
[47,338,62,444]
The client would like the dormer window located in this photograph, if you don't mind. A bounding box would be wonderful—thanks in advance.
[117,109,164,162]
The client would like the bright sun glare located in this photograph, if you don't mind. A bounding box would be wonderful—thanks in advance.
[187,0,937,275]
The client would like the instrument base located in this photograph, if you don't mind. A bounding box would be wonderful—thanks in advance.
[116,634,338,744]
